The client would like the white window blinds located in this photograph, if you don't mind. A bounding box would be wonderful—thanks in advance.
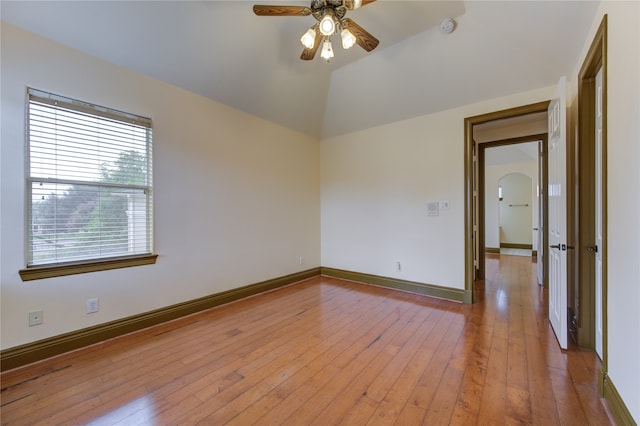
[27,88,153,266]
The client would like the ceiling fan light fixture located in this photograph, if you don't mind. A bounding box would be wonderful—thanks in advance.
[300,27,317,49]
[253,1,379,61]
[341,28,356,49]
[320,38,334,60]
[319,13,336,36]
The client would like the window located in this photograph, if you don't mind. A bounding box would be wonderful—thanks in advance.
[21,88,155,280]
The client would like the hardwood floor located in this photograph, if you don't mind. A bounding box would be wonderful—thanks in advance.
[1,256,614,425]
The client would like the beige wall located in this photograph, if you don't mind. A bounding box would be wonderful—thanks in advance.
[320,85,554,290]
[1,2,638,421]
[569,2,640,421]
[474,117,547,143]
[485,160,538,250]
[322,2,640,419]
[498,173,533,246]
[0,23,321,350]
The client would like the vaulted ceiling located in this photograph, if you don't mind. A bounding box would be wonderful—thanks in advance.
[1,1,599,139]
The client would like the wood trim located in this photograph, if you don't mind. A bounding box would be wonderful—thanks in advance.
[478,144,486,281]
[465,102,551,127]
[576,15,608,362]
[464,102,550,302]
[602,373,636,426]
[19,254,159,281]
[598,367,606,397]
[541,139,549,289]
[464,117,475,301]
[500,243,533,250]
[476,133,547,279]
[321,267,467,303]
[599,13,609,375]
[1,267,321,371]
[479,133,548,149]
[464,101,549,302]
[486,247,538,257]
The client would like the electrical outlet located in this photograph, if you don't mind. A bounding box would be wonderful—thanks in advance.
[86,298,99,314]
[299,256,305,265]
[29,310,43,326]
[396,261,402,272]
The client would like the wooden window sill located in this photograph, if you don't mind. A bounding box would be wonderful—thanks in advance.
[19,254,158,281]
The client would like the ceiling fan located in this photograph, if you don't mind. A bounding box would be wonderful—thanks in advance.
[253,0,379,61]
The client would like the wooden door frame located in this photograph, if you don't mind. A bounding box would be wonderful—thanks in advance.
[578,15,608,385]
[477,134,548,283]
[464,101,550,303]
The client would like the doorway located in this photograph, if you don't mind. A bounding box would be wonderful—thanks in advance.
[478,133,547,284]
[464,18,607,366]
[577,16,608,370]
[464,102,550,295]
[498,172,533,253]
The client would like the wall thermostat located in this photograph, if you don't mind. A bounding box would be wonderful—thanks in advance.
[427,201,439,216]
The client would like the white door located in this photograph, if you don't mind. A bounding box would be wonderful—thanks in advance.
[548,76,568,350]
[595,67,603,359]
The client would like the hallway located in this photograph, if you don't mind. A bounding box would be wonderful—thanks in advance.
[473,253,613,424]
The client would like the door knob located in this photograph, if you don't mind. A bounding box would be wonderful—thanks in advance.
[586,245,598,253]
[550,244,561,249]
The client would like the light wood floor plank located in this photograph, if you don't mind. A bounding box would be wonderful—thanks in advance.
[0,258,615,425]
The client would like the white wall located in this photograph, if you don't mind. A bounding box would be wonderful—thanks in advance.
[322,4,640,419]
[321,86,554,289]
[474,117,548,143]
[2,6,638,420]
[0,23,321,350]
[569,2,640,421]
[484,160,538,250]
[498,173,533,245]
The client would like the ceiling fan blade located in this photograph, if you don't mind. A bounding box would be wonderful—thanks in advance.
[253,5,312,16]
[344,0,376,9]
[300,31,323,60]
[343,18,379,52]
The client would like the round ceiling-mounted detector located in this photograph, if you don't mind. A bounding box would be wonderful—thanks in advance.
[439,18,456,35]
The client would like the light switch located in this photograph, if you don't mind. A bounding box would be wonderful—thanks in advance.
[439,200,450,210]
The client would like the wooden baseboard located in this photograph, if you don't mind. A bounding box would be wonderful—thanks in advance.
[601,371,637,426]
[321,267,466,303]
[485,247,500,254]
[500,243,533,249]
[1,268,320,372]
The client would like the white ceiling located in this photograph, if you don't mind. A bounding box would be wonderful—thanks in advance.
[1,1,599,139]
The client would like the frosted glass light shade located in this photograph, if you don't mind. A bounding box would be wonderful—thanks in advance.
[300,28,316,49]
[319,15,336,36]
[320,39,334,60]
[341,28,356,49]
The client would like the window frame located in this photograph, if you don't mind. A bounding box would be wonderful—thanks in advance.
[19,88,157,281]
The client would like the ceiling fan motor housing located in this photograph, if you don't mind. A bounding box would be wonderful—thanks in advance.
[311,0,348,22]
